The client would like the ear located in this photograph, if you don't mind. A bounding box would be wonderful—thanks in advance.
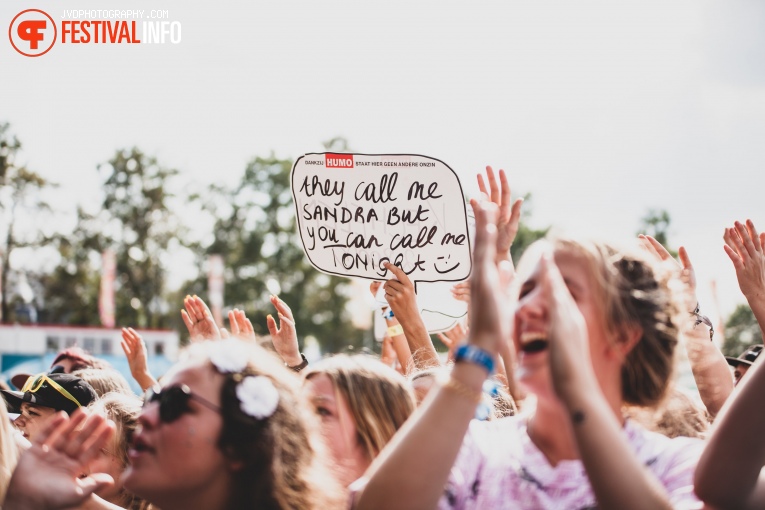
[612,323,643,361]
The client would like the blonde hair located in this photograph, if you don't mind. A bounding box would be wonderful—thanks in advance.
[73,368,134,397]
[627,386,708,439]
[183,339,344,510]
[546,237,680,407]
[304,354,416,459]
[89,392,151,510]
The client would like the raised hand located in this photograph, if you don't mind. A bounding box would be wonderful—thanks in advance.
[266,295,301,367]
[538,253,595,404]
[4,409,115,510]
[181,295,221,342]
[639,234,697,311]
[724,220,765,304]
[227,308,257,342]
[120,327,157,392]
[437,320,468,362]
[467,199,514,356]
[476,166,523,263]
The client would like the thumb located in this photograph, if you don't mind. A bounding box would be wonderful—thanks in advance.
[77,473,114,498]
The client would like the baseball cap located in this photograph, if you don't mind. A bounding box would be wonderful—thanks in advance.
[1,371,97,415]
[726,345,763,368]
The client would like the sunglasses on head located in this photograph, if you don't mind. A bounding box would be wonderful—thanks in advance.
[21,373,82,408]
[143,384,221,424]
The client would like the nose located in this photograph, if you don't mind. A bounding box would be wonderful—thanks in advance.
[14,415,26,428]
[137,400,161,429]
[515,283,547,326]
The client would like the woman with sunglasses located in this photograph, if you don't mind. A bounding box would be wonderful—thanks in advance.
[3,339,344,510]
[127,338,342,510]
[352,200,705,509]
[2,371,97,441]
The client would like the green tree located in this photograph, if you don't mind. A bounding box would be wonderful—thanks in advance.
[0,122,55,323]
[36,208,102,325]
[637,209,677,257]
[722,304,763,357]
[187,145,363,352]
[98,148,181,329]
[510,194,549,264]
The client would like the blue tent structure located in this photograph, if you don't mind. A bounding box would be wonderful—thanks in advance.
[0,353,175,395]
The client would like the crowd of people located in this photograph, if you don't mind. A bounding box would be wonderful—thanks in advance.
[0,166,763,509]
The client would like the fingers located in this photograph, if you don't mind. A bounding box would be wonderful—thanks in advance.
[760,232,765,252]
[727,227,748,261]
[678,246,693,271]
[723,244,744,271]
[266,314,278,336]
[49,409,89,452]
[509,198,523,230]
[642,235,672,261]
[180,309,195,331]
[746,219,761,252]
[498,169,512,221]
[437,332,453,348]
[220,328,230,339]
[278,313,295,332]
[484,166,500,205]
[77,473,115,499]
[33,411,68,446]
[120,338,131,358]
[227,310,240,335]
[62,410,107,458]
[270,295,294,320]
[472,200,500,270]
[735,221,757,258]
[382,261,413,287]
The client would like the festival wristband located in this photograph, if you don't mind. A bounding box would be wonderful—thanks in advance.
[387,324,404,337]
[382,308,395,319]
[455,344,495,374]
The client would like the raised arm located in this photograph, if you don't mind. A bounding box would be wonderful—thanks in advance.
[371,280,413,372]
[724,220,765,340]
[180,295,222,342]
[639,235,733,416]
[476,166,523,265]
[382,262,440,370]
[265,294,303,368]
[539,253,677,510]
[355,200,509,510]
[695,354,765,509]
[120,327,158,392]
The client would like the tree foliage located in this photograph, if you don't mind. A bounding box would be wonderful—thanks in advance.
[637,209,677,257]
[0,123,55,323]
[186,147,363,352]
[722,304,763,357]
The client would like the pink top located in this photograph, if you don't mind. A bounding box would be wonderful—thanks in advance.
[439,416,703,509]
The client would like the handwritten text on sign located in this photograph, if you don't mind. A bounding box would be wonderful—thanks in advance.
[291,153,471,282]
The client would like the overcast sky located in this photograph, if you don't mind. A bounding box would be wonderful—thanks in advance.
[1,0,764,323]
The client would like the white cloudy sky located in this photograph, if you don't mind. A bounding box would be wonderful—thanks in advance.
[1,0,764,322]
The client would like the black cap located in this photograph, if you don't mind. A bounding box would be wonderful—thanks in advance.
[1,372,97,415]
[726,345,763,368]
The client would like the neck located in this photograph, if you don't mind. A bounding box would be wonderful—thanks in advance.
[152,479,232,510]
[527,388,624,467]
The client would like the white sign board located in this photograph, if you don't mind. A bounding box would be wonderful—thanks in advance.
[292,153,472,284]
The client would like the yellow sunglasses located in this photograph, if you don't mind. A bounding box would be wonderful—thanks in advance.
[21,373,82,408]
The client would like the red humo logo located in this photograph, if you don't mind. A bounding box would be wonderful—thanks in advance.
[325,154,354,168]
[9,9,57,57]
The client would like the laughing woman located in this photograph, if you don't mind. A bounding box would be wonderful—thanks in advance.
[353,200,704,510]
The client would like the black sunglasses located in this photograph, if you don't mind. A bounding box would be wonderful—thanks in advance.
[144,384,221,423]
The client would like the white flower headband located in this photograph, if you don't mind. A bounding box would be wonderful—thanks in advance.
[209,339,279,420]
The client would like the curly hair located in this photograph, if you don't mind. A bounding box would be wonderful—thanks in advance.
[186,340,344,510]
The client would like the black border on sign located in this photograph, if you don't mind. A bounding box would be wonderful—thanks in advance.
[290,152,473,284]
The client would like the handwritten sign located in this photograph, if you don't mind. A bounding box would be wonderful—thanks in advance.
[292,153,471,283]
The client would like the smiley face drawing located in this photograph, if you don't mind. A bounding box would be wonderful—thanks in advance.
[434,254,461,274]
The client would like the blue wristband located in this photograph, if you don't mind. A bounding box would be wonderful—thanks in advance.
[382,308,394,319]
[455,345,494,374]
